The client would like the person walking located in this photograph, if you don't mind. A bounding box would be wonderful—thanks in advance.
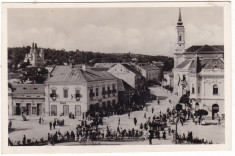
[163,131,166,140]
[39,117,41,124]
[128,112,130,119]
[23,135,26,145]
[53,121,56,129]
[158,100,160,105]
[118,117,120,125]
[152,107,154,114]
[134,117,137,126]
[148,128,154,145]
[49,122,52,130]
[144,112,146,119]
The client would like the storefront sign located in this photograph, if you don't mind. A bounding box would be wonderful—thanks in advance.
[60,102,66,104]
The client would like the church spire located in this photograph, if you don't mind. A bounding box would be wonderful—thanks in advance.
[178,8,182,21]
[177,8,183,26]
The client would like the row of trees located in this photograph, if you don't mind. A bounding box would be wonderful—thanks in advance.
[8,46,174,72]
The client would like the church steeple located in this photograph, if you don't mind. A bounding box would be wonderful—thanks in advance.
[176,8,185,52]
[177,8,183,25]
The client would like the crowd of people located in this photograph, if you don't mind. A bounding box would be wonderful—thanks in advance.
[8,91,218,146]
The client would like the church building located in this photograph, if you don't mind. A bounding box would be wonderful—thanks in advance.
[24,42,44,67]
[172,9,224,119]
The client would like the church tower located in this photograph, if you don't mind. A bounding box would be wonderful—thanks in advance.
[176,8,185,52]
[174,8,186,68]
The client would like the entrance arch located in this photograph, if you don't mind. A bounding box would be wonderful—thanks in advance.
[212,104,219,120]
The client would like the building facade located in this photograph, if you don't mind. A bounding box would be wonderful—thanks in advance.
[172,9,224,119]
[9,84,45,116]
[162,71,174,87]
[45,65,118,116]
[135,64,161,82]
[24,42,44,67]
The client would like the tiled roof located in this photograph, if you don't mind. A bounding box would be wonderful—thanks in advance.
[175,59,192,69]
[89,67,110,71]
[122,64,142,75]
[176,58,224,71]
[94,63,117,68]
[12,84,45,94]
[202,58,224,69]
[138,65,160,71]
[46,65,117,83]
[117,79,134,92]
[185,45,224,54]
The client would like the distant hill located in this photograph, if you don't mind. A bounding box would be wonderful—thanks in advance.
[8,46,174,72]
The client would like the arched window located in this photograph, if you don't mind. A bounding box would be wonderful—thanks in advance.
[213,85,218,95]
[178,35,182,41]
[192,84,195,94]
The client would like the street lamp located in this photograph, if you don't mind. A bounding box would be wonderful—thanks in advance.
[175,104,182,144]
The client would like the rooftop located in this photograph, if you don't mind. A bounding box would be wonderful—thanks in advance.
[46,65,117,83]
[117,79,134,92]
[185,45,224,54]
[137,64,160,71]
[121,64,142,75]
[175,58,224,72]
[11,84,45,94]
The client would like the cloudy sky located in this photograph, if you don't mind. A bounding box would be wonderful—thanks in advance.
[8,7,223,56]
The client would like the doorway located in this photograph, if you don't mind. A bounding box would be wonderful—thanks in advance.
[51,105,57,116]
[75,105,81,116]
[15,103,21,115]
[37,103,42,116]
[63,105,69,116]
[212,104,219,120]
[26,103,31,115]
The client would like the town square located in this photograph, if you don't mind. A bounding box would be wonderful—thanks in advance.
[6,6,226,147]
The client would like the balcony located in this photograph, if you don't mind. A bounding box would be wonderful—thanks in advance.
[50,93,57,98]
[180,80,187,86]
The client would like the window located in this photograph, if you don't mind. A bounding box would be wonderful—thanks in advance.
[64,89,68,98]
[96,88,99,96]
[52,89,56,94]
[75,89,80,95]
[179,35,182,41]
[107,86,111,96]
[213,85,218,95]
[198,86,200,94]
[32,107,36,114]
[192,84,195,94]
[75,89,80,98]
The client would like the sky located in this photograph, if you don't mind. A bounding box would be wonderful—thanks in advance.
[7,7,224,56]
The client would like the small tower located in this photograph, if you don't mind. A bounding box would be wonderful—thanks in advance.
[176,8,185,52]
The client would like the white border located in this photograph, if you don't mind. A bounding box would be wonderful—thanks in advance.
[1,1,232,154]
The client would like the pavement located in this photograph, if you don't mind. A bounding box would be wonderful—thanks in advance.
[8,86,225,145]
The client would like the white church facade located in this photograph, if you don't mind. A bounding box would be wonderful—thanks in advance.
[24,42,44,67]
[172,9,224,119]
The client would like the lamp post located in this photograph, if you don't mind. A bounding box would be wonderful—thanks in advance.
[175,104,182,144]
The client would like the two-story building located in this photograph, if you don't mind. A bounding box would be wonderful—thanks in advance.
[135,64,162,82]
[44,65,118,116]
[9,84,45,116]
[108,63,144,90]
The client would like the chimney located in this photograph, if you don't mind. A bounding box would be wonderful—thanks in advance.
[35,43,37,49]
[32,42,34,49]
[82,65,86,71]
